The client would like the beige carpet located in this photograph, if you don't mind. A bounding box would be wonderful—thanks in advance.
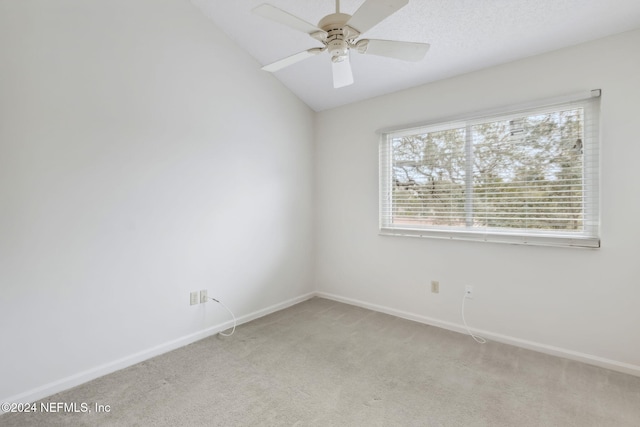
[3,297,640,426]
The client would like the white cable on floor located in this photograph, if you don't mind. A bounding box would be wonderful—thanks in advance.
[208,297,236,337]
[461,292,486,344]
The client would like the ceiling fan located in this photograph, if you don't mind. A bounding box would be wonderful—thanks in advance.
[253,0,430,88]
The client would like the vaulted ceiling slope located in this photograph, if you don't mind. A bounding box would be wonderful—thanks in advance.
[193,0,640,112]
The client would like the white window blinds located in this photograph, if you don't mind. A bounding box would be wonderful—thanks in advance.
[379,91,601,248]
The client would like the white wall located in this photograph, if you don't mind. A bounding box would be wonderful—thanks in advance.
[0,0,315,401]
[315,29,640,373]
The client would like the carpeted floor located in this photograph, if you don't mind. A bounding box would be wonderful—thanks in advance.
[3,297,640,426]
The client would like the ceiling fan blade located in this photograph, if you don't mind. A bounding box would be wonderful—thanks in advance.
[253,4,327,37]
[262,48,324,72]
[346,0,409,34]
[359,39,430,61]
[332,56,354,88]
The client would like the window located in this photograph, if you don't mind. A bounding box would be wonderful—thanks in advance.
[379,90,600,248]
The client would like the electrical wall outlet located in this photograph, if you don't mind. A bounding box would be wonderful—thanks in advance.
[431,280,439,293]
[465,285,474,299]
[190,291,199,306]
[200,289,208,304]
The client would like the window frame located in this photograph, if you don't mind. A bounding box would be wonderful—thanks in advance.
[378,90,601,248]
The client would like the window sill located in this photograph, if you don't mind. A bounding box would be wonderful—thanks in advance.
[379,227,600,249]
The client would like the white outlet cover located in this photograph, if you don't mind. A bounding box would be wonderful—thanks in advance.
[200,290,208,304]
[190,291,199,305]
[465,285,474,299]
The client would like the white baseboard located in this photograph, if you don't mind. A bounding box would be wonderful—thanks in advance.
[2,292,316,405]
[5,289,637,406]
[315,291,640,378]
[231,292,316,327]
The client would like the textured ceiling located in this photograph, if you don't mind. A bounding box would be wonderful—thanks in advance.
[193,0,640,111]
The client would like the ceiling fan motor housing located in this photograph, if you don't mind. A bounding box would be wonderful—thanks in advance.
[318,13,354,62]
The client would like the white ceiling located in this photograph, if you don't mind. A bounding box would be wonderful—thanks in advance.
[193,0,640,111]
